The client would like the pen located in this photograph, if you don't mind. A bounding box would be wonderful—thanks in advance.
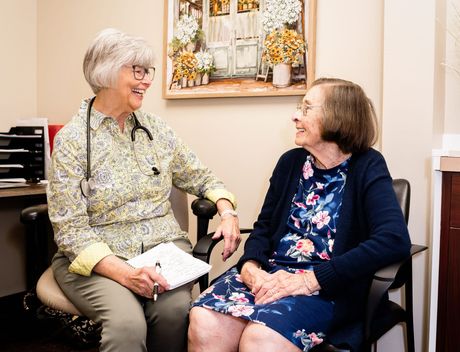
[153,260,161,302]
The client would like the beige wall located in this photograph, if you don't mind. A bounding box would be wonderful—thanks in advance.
[4,0,460,350]
[0,0,37,131]
[382,1,440,350]
[444,0,460,134]
[36,0,386,239]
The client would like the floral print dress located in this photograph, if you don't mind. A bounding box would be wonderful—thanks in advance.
[193,155,350,351]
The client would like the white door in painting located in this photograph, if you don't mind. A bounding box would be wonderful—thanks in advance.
[203,0,262,78]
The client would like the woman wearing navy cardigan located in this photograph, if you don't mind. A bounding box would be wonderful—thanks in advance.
[188,78,411,352]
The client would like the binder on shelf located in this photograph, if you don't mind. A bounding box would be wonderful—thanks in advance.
[0,126,45,182]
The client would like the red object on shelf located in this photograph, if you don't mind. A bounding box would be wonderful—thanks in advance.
[48,124,64,155]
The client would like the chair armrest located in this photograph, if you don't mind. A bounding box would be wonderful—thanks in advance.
[193,228,252,291]
[373,244,427,283]
[191,198,218,242]
[20,204,53,290]
[364,244,427,339]
[193,228,252,263]
[191,198,217,218]
[20,204,49,224]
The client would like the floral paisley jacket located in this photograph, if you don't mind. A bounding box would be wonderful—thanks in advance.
[47,99,235,276]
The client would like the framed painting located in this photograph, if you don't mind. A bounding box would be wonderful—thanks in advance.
[162,0,317,99]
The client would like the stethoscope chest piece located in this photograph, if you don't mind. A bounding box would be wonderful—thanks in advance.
[80,177,96,198]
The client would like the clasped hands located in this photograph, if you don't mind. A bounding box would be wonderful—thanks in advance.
[241,261,320,305]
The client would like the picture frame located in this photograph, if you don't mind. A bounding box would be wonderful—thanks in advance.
[162,0,317,99]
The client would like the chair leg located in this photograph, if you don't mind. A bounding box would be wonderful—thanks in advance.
[403,321,414,352]
[405,262,415,352]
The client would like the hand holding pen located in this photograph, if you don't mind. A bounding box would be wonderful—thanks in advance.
[153,260,162,301]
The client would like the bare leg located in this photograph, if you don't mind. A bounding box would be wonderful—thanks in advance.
[188,307,248,352]
[239,322,301,352]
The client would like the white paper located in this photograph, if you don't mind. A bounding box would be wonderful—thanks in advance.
[0,164,24,168]
[0,178,27,182]
[0,134,41,138]
[127,242,211,289]
[0,149,29,152]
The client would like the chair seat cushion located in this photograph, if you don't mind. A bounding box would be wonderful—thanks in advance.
[36,267,82,316]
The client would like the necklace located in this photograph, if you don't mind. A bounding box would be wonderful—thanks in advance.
[313,153,351,170]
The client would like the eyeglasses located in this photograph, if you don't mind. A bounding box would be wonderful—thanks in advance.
[131,65,156,81]
[295,103,323,117]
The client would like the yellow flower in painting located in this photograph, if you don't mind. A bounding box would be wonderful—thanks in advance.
[173,51,198,79]
[262,28,305,65]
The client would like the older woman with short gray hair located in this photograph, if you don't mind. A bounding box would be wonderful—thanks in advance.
[48,28,241,352]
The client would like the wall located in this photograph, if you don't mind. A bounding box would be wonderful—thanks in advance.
[0,0,37,131]
[382,0,440,350]
[36,0,384,241]
[444,0,460,134]
[8,0,453,350]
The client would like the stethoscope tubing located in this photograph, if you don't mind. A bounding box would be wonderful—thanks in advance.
[81,96,155,197]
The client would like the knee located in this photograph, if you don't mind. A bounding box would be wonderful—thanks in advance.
[156,298,189,326]
[188,307,218,345]
[239,323,270,350]
[101,315,147,349]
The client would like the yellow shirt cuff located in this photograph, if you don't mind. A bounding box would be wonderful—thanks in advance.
[68,242,113,276]
[205,189,237,209]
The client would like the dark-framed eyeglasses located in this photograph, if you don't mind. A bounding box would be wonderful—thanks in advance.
[131,65,156,81]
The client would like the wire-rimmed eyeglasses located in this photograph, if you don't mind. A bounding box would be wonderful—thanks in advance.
[131,65,156,81]
[295,103,323,118]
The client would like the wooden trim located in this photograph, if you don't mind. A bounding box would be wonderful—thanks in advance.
[162,0,171,100]
[436,172,453,352]
[162,0,317,99]
[307,0,317,88]
[440,156,460,172]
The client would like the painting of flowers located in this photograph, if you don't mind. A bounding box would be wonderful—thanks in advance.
[262,28,306,65]
[163,0,317,99]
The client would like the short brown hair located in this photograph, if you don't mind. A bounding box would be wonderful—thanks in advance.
[311,78,378,154]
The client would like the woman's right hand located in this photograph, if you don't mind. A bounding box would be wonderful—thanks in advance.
[93,255,170,299]
[240,260,270,295]
[126,266,170,299]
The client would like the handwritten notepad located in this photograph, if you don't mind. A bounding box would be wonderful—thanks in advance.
[127,242,211,289]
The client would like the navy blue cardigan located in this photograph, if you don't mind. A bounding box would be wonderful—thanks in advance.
[237,148,411,349]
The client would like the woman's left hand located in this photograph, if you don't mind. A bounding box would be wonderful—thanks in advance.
[254,270,319,305]
[212,216,241,261]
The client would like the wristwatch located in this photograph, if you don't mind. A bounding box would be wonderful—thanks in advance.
[220,209,238,219]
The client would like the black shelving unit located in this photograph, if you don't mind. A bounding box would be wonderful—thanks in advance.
[0,126,45,182]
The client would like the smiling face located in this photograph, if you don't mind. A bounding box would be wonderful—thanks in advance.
[292,85,326,150]
[112,65,152,113]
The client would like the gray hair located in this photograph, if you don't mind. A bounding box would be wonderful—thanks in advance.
[83,28,155,94]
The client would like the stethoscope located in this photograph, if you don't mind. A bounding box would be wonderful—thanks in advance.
[80,96,160,197]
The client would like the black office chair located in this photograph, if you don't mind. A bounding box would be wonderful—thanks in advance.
[192,178,427,352]
[20,186,218,348]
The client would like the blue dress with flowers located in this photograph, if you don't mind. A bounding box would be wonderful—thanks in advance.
[192,155,350,351]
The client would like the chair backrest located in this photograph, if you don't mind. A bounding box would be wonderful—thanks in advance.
[170,186,188,232]
[388,179,412,290]
[392,178,410,224]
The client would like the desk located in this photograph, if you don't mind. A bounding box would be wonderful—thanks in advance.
[0,184,47,199]
[0,184,47,297]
